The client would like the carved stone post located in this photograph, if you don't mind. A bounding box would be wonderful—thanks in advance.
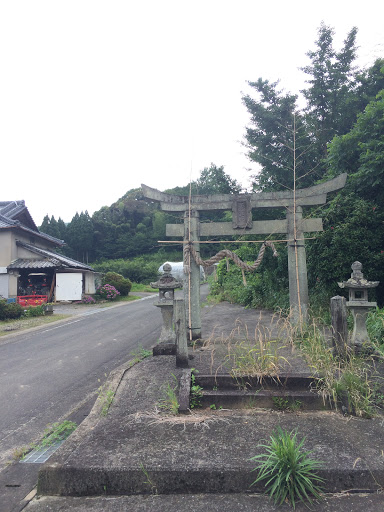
[174,298,189,368]
[286,206,309,325]
[330,296,349,357]
[183,210,201,340]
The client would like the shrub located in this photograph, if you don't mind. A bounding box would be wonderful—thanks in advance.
[102,272,132,296]
[23,305,45,317]
[0,300,24,320]
[96,284,120,301]
[0,299,9,320]
[82,296,96,304]
[209,245,289,312]
[5,302,24,319]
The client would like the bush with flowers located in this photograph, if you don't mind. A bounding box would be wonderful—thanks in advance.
[96,284,120,301]
[82,295,97,304]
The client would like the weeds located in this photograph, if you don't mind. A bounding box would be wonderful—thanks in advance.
[229,339,286,378]
[13,421,77,460]
[12,445,34,461]
[158,374,179,415]
[190,369,203,409]
[367,307,384,356]
[139,462,158,494]
[250,427,324,509]
[294,319,380,418]
[39,421,77,447]
[272,397,302,412]
[97,376,116,416]
[129,345,152,363]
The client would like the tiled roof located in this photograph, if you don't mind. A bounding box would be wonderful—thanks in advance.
[8,259,58,269]
[8,241,94,271]
[0,201,64,246]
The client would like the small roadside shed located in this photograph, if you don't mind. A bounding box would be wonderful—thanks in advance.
[0,200,98,302]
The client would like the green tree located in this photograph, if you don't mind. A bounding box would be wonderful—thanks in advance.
[327,90,384,202]
[195,164,242,195]
[39,215,62,240]
[301,23,358,159]
[242,80,312,191]
[66,211,94,262]
[307,90,384,305]
[39,215,50,234]
[242,24,365,191]
[57,217,67,241]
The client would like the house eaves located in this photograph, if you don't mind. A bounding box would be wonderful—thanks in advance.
[0,200,64,246]
[14,241,94,271]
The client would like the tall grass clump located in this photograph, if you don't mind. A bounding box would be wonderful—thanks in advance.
[367,307,384,356]
[293,319,379,418]
[229,339,286,379]
[250,427,324,509]
[158,375,179,415]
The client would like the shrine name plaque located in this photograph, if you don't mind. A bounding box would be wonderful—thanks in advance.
[232,196,252,229]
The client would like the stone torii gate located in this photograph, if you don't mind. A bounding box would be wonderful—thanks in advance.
[142,173,346,338]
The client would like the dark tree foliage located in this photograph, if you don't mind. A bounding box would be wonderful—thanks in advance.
[195,164,242,195]
[242,81,319,190]
[301,23,359,158]
[65,211,94,262]
[308,90,384,305]
[165,163,241,196]
[40,215,66,240]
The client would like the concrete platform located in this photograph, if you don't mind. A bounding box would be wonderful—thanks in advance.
[29,300,384,509]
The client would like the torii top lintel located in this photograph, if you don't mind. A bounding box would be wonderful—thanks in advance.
[141,174,347,213]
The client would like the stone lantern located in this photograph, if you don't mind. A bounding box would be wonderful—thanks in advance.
[150,263,182,345]
[338,261,379,352]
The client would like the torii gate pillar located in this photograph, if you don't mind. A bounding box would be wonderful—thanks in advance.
[287,206,309,324]
[184,210,201,340]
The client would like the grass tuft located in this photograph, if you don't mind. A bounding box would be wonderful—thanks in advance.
[250,427,324,509]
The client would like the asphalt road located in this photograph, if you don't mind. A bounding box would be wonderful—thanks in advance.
[0,295,162,470]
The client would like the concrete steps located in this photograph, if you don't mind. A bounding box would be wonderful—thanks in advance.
[195,373,326,411]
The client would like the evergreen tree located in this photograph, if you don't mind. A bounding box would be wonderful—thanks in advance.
[57,217,67,241]
[306,90,384,305]
[39,215,50,234]
[301,23,359,159]
[39,215,61,239]
[242,24,363,191]
[196,164,242,194]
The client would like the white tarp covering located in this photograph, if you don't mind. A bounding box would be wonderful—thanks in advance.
[56,273,83,301]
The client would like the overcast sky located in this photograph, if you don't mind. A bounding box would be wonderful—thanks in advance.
[1,1,383,225]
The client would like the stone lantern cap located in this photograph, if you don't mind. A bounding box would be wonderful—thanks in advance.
[151,263,182,305]
[338,261,379,306]
[338,261,379,290]
[150,263,182,290]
